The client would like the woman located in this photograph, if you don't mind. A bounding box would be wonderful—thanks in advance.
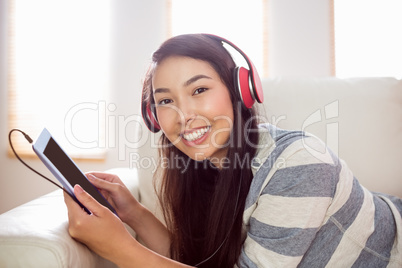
[64,34,402,268]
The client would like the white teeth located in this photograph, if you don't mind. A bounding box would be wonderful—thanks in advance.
[183,126,210,142]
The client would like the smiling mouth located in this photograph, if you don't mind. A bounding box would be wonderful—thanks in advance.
[182,126,211,142]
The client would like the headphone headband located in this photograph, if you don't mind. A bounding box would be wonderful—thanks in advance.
[205,34,264,105]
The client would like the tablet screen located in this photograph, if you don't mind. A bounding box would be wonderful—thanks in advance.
[43,137,116,214]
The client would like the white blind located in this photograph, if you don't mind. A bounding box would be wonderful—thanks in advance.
[169,0,268,78]
[334,0,402,78]
[8,0,111,159]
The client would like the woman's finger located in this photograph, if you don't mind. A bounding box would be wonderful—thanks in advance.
[63,190,77,209]
[85,171,122,184]
[73,184,105,216]
[63,189,90,225]
[87,174,116,192]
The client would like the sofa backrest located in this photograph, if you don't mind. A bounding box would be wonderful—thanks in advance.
[261,77,402,197]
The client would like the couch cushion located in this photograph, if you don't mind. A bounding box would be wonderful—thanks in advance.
[0,168,139,268]
[0,190,117,268]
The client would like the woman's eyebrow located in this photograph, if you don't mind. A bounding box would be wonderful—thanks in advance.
[154,75,212,94]
[154,87,170,94]
[183,74,212,87]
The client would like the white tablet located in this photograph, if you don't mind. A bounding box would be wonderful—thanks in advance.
[32,128,117,215]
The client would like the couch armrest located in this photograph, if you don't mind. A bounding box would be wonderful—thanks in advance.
[0,168,139,268]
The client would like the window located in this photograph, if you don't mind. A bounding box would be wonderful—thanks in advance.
[334,0,402,78]
[169,0,268,78]
[8,0,111,158]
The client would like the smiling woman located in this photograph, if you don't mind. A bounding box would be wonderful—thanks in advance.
[152,56,234,163]
[61,33,402,268]
[138,34,261,267]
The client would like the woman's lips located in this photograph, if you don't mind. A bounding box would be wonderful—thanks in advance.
[181,126,211,145]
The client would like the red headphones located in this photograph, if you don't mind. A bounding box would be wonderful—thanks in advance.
[141,34,264,133]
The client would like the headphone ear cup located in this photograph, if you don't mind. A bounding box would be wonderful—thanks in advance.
[235,66,255,109]
[141,100,161,133]
[147,105,161,133]
[249,61,264,104]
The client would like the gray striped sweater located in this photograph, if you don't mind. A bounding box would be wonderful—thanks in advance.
[237,124,402,267]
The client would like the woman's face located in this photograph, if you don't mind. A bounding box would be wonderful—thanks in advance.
[152,56,234,166]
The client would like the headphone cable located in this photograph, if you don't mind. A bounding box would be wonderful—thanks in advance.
[8,129,73,198]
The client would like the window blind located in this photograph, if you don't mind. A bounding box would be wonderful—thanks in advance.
[334,0,402,78]
[8,0,111,159]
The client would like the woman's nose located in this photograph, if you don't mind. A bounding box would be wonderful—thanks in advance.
[177,101,196,126]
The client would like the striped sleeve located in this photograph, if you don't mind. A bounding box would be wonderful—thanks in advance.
[238,128,402,267]
[238,136,340,267]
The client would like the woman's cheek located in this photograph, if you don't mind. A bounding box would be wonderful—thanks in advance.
[157,107,179,133]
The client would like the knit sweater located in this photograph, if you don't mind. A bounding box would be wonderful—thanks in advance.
[237,124,402,267]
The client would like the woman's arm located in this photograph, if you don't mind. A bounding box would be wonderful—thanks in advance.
[86,172,171,256]
[124,201,171,257]
[64,185,192,268]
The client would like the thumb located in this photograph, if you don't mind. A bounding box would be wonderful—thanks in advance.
[74,184,105,216]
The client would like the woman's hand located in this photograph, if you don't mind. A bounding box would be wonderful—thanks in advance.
[64,185,191,268]
[85,172,140,224]
[63,185,137,262]
[80,172,172,257]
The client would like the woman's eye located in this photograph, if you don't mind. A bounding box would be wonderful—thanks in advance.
[193,87,208,95]
[158,99,172,105]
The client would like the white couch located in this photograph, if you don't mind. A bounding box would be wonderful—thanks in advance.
[1,77,401,267]
[0,168,138,268]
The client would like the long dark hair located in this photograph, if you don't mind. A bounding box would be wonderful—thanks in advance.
[142,34,259,267]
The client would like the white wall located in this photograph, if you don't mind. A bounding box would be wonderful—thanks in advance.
[0,0,333,214]
[268,0,333,76]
